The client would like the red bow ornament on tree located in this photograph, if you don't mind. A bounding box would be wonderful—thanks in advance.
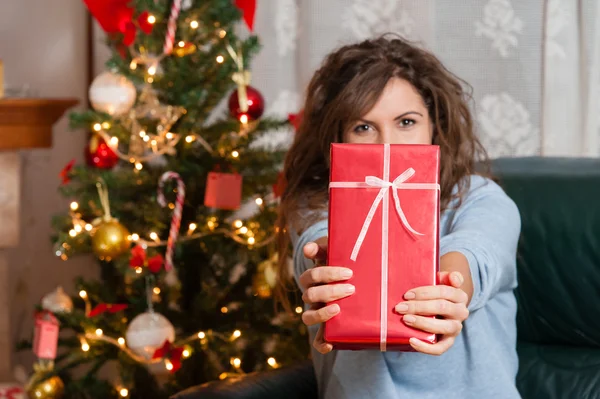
[273,172,286,199]
[83,0,154,46]
[130,245,165,273]
[288,110,304,132]
[59,159,76,185]
[152,340,185,372]
[88,303,128,318]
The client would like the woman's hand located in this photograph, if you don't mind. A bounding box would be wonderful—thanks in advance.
[299,238,354,354]
[395,271,470,355]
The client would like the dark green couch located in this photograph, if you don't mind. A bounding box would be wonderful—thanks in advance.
[173,157,600,399]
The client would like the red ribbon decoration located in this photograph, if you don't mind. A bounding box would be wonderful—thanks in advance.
[272,171,286,199]
[60,159,76,185]
[130,245,165,273]
[82,0,154,46]
[152,340,185,373]
[129,245,146,268]
[234,0,256,31]
[88,303,128,318]
[0,386,25,399]
[288,110,303,132]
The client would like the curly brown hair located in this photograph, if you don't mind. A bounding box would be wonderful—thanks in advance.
[275,35,490,310]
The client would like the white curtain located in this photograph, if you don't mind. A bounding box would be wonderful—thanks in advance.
[250,0,600,158]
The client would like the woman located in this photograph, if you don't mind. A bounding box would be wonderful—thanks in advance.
[276,36,521,399]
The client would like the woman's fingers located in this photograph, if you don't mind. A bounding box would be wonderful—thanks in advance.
[403,283,469,305]
[437,271,464,288]
[409,335,455,356]
[298,266,353,289]
[302,304,340,326]
[313,325,333,354]
[395,299,469,321]
[402,314,463,336]
[303,241,328,265]
[302,283,355,305]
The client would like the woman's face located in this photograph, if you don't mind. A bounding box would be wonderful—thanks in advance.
[344,78,433,145]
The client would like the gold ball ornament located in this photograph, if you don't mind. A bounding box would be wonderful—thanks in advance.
[27,376,64,399]
[91,220,131,260]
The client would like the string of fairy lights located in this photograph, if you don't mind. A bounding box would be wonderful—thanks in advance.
[59,195,277,263]
[49,13,295,396]
[74,288,300,393]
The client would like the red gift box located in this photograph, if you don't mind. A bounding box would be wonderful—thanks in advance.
[32,311,59,359]
[325,143,440,351]
[204,172,243,210]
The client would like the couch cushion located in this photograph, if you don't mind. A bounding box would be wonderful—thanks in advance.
[517,342,600,399]
[491,157,600,346]
[170,360,317,399]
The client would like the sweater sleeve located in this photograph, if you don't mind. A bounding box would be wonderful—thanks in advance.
[291,219,329,292]
[440,177,521,312]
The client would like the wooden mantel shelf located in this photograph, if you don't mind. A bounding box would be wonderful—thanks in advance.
[0,98,79,150]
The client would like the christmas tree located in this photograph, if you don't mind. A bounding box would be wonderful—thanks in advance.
[19,1,307,398]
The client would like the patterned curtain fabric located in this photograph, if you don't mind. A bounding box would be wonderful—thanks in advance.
[249,0,600,158]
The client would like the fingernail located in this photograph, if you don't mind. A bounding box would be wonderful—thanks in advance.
[342,284,355,294]
[327,304,340,315]
[341,269,353,279]
[455,272,464,285]
[404,291,416,300]
[409,337,421,346]
[403,315,416,324]
[396,303,409,313]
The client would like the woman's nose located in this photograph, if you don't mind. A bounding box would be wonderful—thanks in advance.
[378,129,393,144]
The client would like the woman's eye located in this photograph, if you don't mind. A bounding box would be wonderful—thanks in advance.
[353,124,372,133]
[400,119,415,127]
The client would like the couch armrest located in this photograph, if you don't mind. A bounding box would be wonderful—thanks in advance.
[170,359,317,399]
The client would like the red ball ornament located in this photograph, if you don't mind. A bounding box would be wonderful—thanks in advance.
[228,86,265,122]
[85,134,118,169]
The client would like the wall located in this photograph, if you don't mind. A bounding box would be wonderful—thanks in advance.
[0,0,98,375]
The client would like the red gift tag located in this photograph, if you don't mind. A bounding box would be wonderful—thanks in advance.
[325,143,440,351]
[204,172,243,210]
[33,312,59,359]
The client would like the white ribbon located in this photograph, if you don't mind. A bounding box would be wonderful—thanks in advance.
[329,144,440,351]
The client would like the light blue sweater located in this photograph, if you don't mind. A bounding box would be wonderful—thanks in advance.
[291,176,522,399]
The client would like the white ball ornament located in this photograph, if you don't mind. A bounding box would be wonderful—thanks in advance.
[41,286,73,314]
[89,71,136,116]
[125,311,175,359]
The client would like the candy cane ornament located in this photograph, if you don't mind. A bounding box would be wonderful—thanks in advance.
[158,172,186,271]
[163,0,183,55]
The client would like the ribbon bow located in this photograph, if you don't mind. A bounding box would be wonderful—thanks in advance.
[331,167,437,262]
[152,340,184,373]
[358,168,424,257]
[88,303,128,318]
[130,245,165,273]
[59,159,75,185]
[225,44,253,114]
